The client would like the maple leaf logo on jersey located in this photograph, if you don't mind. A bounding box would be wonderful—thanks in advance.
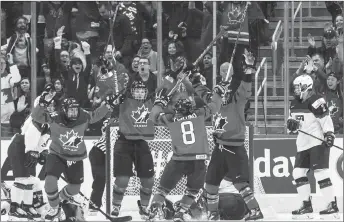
[213,113,228,133]
[59,130,83,151]
[132,105,150,124]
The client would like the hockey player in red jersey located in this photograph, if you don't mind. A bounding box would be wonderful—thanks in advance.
[105,57,157,219]
[196,49,263,221]
[5,110,50,221]
[147,73,225,222]
[287,74,339,219]
[31,85,109,221]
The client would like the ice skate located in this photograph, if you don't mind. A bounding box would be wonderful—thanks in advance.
[137,200,150,220]
[292,198,313,220]
[111,205,121,217]
[319,197,340,220]
[207,211,220,221]
[7,203,28,221]
[88,203,99,216]
[44,205,61,221]
[245,208,264,221]
[173,207,191,222]
[1,201,10,215]
[23,205,42,221]
[148,202,165,221]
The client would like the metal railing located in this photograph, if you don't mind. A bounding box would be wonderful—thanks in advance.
[291,1,303,56]
[271,20,283,96]
[254,57,268,134]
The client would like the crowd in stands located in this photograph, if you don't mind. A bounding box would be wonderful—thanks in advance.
[292,2,343,134]
[1,1,343,136]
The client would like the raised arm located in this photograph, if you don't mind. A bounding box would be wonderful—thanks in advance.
[88,101,110,124]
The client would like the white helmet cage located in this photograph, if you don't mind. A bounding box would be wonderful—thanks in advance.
[293,74,313,100]
[131,81,148,101]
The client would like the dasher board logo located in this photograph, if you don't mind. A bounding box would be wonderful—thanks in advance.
[59,130,83,152]
[213,113,228,133]
[132,104,150,126]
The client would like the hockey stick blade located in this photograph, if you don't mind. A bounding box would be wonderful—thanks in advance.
[109,215,132,222]
[60,176,132,222]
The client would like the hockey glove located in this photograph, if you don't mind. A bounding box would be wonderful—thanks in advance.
[323,132,335,148]
[38,150,49,165]
[154,88,170,108]
[24,151,40,168]
[39,84,56,107]
[105,93,124,109]
[213,83,227,97]
[286,118,300,132]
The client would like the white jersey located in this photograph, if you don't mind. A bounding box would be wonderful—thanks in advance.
[289,94,334,152]
[20,115,50,153]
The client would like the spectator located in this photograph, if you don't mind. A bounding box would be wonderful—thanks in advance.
[335,14,343,35]
[64,57,89,107]
[128,57,157,96]
[307,24,340,64]
[1,54,21,137]
[323,72,343,134]
[42,2,73,67]
[97,2,135,69]
[53,77,66,101]
[4,17,34,78]
[117,2,151,52]
[88,45,129,107]
[10,77,31,134]
[293,53,328,94]
[137,38,163,75]
[163,39,185,74]
[130,54,140,76]
[72,2,100,56]
[199,51,213,89]
[325,1,343,26]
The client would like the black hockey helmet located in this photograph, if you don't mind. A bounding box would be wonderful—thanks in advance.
[61,97,80,121]
[174,98,193,116]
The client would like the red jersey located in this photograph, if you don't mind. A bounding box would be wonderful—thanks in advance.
[119,98,154,140]
[153,84,222,160]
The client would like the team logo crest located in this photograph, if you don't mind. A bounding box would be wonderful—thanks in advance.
[132,105,150,125]
[213,113,228,133]
[59,130,83,151]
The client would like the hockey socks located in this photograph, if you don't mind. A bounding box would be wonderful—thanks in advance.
[294,177,311,202]
[11,179,34,206]
[139,186,152,207]
[318,178,335,204]
[239,186,260,210]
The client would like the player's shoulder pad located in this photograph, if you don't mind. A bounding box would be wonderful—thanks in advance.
[309,94,328,116]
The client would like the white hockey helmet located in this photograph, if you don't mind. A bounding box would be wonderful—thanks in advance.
[293,74,313,101]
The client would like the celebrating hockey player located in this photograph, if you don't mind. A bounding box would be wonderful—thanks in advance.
[88,118,110,214]
[31,84,109,221]
[105,57,157,219]
[287,74,339,219]
[198,49,263,220]
[4,97,52,221]
[147,72,225,222]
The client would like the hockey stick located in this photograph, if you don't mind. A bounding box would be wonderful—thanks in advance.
[298,130,343,150]
[60,176,132,222]
[167,27,228,97]
[225,2,250,81]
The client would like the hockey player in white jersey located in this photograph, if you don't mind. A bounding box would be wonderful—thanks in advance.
[6,105,51,221]
[287,74,339,219]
